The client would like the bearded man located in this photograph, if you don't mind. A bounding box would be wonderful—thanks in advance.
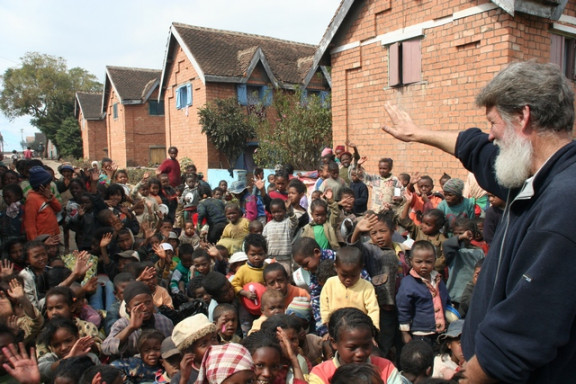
[382,61,575,384]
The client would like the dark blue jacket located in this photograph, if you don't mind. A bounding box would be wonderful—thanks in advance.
[351,180,368,214]
[457,128,576,383]
[396,274,450,333]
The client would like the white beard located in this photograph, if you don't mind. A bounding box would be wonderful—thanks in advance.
[494,125,533,189]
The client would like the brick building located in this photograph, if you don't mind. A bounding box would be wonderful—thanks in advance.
[158,23,330,175]
[102,66,166,167]
[309,0,576,180]
[75,92,106,161]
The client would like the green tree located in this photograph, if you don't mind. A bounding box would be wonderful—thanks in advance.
[255,88,332,170]
[55,117,83,158]
[198,97,257,169]
[0,52,101,157]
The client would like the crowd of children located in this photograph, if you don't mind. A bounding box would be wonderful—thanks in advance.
[0,146,494,384]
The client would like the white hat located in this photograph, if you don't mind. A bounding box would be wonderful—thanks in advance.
[229,252,248,264]
[161,243,174,252]
[172,314,217,351]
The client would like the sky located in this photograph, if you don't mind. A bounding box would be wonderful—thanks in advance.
[0,0,342,152]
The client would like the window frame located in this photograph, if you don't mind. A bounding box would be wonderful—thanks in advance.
[175,83,193,109]
[148,100,165,116]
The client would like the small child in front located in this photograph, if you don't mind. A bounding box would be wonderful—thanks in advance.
[262,198,298,274]
[110,329,164,383]
[320,246,379,330]
[231,234,267,299]
[218,203,250,254]
[249,288,286,334]
[396,240,451,346]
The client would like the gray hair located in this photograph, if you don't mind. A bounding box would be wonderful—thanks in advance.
[476,61,574,132]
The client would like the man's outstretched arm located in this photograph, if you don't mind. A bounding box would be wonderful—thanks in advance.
[382,102,460,156]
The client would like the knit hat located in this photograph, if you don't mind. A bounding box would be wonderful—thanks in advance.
[335,145,345,153]
[196,343,254,384]
[123,281,152,307]
[161,337,181,360]
[172,314,217,352]
[443,178,464,196]
[321,147,333,158]
[57,164,74,174]
[285,296,312,322]
[29,166,52,190]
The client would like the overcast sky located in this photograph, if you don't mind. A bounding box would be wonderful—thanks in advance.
[0,0,341,152]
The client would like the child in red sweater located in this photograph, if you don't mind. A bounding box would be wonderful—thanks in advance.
[24,166,61,240]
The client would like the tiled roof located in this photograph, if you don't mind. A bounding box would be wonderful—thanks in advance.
[75,92,103,119]
[172,23,317,85]
[105,66,161,102]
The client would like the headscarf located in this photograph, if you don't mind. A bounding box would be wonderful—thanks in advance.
[443,178,464,196]
[196,343,254,384]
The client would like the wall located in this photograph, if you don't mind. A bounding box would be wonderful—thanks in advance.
[330,0,576,183]
[105,89,127,166]
[79,113,107,161]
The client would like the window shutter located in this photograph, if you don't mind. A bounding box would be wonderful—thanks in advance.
[186,84,193,106]
[301,89,308,104]
[113,103,118,119]
[550,34,564,69]
[566,39,576,80]
[261,85,273,106]
[176,87,182,109]
[389,43,401,87]
[237,84,248,106]
[320,91,329,108]
[402,40,422,84]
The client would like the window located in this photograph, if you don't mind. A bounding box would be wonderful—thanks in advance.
[113,103,118,119]
[388,39,422,87]
[175,83,192,109]
[149,100,165,116]
[551,34,576,80]
[236,84,273,106]
[301,89,330,108]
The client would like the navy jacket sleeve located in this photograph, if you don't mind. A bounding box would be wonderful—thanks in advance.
[455,128,508,200]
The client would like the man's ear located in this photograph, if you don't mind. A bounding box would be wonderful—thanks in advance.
[519,105,532,135]
[425,366,432,377]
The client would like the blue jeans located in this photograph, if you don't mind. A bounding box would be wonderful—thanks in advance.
[88,279,115,312]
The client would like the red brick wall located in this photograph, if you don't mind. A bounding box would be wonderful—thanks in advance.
[105,90,127,166]
[330,0,576,183]
[105,88,166,167]
[79,112,107,161]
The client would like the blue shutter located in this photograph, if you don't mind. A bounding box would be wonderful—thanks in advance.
[113,103,118,118]
[176,86,182,109]
[186,84,192,106]
[237,84,247,106]
[301,89,308,104]
[320,91,329,108]
[261,85,273,106]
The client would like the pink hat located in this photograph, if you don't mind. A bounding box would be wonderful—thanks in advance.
[321,147,333,157]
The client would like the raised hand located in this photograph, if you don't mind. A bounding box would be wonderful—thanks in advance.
[66,336,94,358]
[2,343,40,384]
[382,102,423,142]
[72,251,93,277]
[357,156,368,166]
[323,189,333,201]
[83,277,99,295]
[7,278,24,301]
[100,232,113,248]
[45,235,60,247]
[0,260,14,278]
[152,244,166,260]
[254,177,265,191]
[356,213,378,233]
[137,266,156,282]
[38,185,54,200]
[129,303,146,330]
